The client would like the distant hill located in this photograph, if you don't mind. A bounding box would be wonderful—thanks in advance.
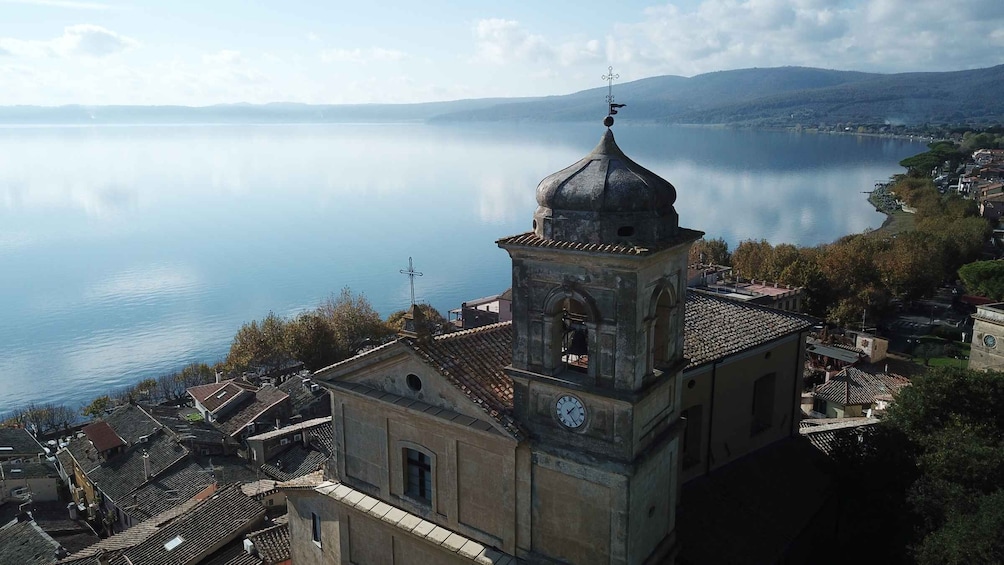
[2,65,1001,126]
[429,65,1004,126]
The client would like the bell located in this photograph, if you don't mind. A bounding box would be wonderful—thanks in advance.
[565,328,589,356]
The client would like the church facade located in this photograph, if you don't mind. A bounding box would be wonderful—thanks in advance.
[286,123,813,564]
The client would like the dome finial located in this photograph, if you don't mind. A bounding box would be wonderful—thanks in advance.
[601,66,626,126]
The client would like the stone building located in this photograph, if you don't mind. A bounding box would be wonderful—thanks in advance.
[286,122,813,564]
[970,302,1004,371]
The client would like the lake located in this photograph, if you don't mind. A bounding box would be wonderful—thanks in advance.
[0,122,924,414]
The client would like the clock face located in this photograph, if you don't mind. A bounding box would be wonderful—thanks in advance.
[984,334,997,348]
[555,395,586,429]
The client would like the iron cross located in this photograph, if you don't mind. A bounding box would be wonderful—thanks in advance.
[399,256,423,306]
[602,66,619,105]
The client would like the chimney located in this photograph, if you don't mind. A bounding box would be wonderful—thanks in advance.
[398,304,430,343]
[142,450,151,481]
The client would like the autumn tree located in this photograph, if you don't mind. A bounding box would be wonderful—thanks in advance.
[386,304,447,336]
[318,287,394,360]
[731,239,774,280]
[688,237,731,265]
[286,311,339,371]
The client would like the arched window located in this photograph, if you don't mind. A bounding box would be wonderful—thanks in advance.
[650,287,676,370]
[542,288,599,377]
[558,297,590,373]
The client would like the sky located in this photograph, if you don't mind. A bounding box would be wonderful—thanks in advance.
[0,0,1002,106]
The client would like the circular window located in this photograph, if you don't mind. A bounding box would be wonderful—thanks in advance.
[687,379,696,389]
[764,351,772,360]
[984,334,997,349]
[406,374,422,391]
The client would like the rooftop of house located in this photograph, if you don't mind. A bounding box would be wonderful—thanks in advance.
[79,421,126,454]
[62,405,190,506]
[213,386,290,438]
[259,444,329,482]
[799,418,879,456]
[276,377,329,417]
[813,367,911,407]
[245,417,330,442]
[0,519,63,565]
[805,339,864,365]
[0,427,45,456]
[1,460,60,480]
[64,484,266,565]
[188,381,254,414]
[246,522,289,565]
[197,542,264,565]
[140,404,228,446]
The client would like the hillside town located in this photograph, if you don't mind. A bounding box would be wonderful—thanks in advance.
[3,126,1004,564]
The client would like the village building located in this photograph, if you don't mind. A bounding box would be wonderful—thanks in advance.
[0,516,66,565]
[186,379,291,438]
[0,427,46,463]
[449,289,513,329]
[246,418,332,482]
[285,121,817,564]
[1,460,61,503]
[809,366,910,418]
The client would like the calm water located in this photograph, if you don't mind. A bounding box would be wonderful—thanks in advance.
[0,123,923,414]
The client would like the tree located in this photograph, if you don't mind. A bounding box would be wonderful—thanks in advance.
[80,395,112,420]
[958,260,1004,300]
[732,239,774,280]
[386,304,447,336]
[876,231,946,299]
[829,367,1004,563]
[286,311,339,371]
[318,287,394,360]
[225,312,292,374]
[688,237,731,265]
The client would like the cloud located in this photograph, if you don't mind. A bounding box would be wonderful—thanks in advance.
[203,49,242,65]
[607,0,1004,76]
[0,24,137,58]
[0,0,111,9]
[320,47,408,63]
[473,19,602,69]
[306,32,320,43]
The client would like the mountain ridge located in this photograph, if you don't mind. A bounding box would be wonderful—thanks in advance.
[2,65,1000,126]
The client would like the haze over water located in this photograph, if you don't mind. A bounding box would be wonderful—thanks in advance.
[0,122,923,414]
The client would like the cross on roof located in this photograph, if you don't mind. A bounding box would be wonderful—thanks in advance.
[602,66,626,119]
[399,257,423,306]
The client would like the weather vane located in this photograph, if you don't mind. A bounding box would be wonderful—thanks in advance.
[399,256,423,306]
[601,66,626,124]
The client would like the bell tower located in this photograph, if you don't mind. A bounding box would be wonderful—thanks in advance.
[498,117,702,565]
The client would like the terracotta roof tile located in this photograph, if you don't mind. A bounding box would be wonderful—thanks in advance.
[813,367,911,406]
[0,520,62,565]
[684,290,816,369]
[497,229,704,257]
[404,323,521,438]
[81,421,125,453]
[214,386,290,438]
[247,523,289,565]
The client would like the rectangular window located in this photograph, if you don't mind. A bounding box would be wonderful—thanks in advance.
[405,448,433,504]
[751,373,776,436]
[311,512,321,546]
[812,397,827,415]
[681,405,703,469]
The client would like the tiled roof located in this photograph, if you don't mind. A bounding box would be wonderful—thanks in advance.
[122,459,216,523]
[404,322,521,438]
[108,485,265,565]
[276,377,329,418]
[260,444,328,482]
[214,386,290,438]
[246,417,329,442]
[0,427,45,456]
[58,496,204,564]
[497,229,704,257]
[813,367,910,406]
[141,404,227,446]
[684,290,815,369]
[315,481,521,564]
[799,418,879,456]
[0,520,62,565]
[81,421,125,453]
[199,543,264,565]
[247,522,289,565]
[1,460,59,479]
[191,381,252,414]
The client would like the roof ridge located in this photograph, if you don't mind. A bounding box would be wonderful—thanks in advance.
[432,320,512,341]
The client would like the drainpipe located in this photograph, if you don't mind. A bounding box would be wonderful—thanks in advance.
[705,361,718,476]
[790,332,805,436]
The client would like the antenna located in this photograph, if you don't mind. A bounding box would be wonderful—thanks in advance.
[399,257,424,306]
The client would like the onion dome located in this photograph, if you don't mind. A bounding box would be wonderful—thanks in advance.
[533,128,679,245]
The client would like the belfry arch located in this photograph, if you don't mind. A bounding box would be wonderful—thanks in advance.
[542,287,600,378]
[648,284,679,373]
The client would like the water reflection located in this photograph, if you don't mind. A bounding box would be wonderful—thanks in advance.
[0,123,924,412]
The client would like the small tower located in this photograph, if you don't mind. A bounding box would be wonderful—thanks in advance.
[498,113,703,564]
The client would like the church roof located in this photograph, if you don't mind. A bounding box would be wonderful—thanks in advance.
[404,322,520,438]
[684,290,816,369]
